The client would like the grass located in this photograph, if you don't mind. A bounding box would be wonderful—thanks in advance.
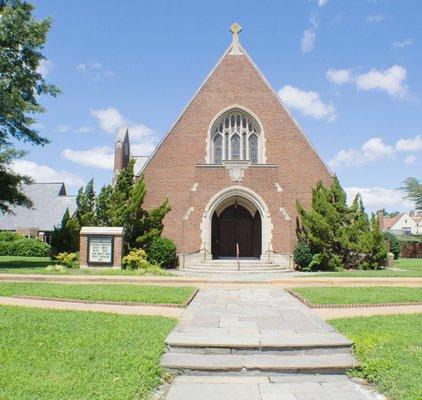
[292,286,422,305]
[306,258,422,277]
[0,282,196,305]
[331,313,422,400]
[0,306,176,399]
[0,256,174,276]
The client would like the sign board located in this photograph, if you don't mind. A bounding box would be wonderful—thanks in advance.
[88,236,113,264]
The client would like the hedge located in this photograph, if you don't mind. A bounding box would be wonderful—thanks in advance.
[0,238,51,257]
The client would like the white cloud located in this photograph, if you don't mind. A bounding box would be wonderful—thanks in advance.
[395,134,422,152]
[355,65,408,98]
[53,124,71,133]
[61,146,114,170]
[76,63,87,74]
[75,126,94,134]
[90,106,157,156]
[37,59,54,78]
[329,137,394,168]
[330,134,422,169]
[90,107,125,133]
[345,186,413,213]
[366,14,384,23]
[301,28,316,53]
[326,68,352,85]
[404,155,417,165]
[12,159,84,188]
[76,62,115,81]
[278,85,336,122]
[392,38,412,48]
[318,0,328,6]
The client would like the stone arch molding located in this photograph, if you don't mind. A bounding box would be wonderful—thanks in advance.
[205,104,267,164]
[200,186,273,259]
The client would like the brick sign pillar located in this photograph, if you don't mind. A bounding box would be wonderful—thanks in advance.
[79,227,124,269]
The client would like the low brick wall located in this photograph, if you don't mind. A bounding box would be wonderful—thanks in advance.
[400,242,422,258]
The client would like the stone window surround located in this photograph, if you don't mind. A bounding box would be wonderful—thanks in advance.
[205,105,267,164]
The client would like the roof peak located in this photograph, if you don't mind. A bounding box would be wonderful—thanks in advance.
[228,22,243,56]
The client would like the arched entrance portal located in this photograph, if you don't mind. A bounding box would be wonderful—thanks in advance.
[212,203,261,258]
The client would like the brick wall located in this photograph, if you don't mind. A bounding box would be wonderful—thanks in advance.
[140,50,332,256]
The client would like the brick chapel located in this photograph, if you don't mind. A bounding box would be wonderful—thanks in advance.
[113,24,332,268]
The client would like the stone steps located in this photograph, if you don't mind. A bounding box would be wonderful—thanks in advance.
[161,352,359,375]
[166,332,353,355]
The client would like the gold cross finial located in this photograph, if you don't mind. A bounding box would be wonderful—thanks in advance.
[229,23,243,55]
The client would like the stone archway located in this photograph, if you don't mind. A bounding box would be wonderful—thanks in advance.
[200,186,273,260]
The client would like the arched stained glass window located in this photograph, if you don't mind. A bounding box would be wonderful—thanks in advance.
[231,133,240,160]
[249,134,258,164]
[210,109,262,164]
[213,134,222,164]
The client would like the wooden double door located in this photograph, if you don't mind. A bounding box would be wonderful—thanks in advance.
[211,204,261,258]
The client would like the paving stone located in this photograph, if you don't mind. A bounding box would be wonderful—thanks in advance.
[166,383,260,400]
[162,353,243,371]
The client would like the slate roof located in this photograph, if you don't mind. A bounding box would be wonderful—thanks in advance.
[132,155,149,176]
[0,183,77,232]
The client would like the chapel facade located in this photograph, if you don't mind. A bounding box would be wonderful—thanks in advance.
[113,24,332,268]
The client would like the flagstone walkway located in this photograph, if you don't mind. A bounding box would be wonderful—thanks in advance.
[161,288,384,400]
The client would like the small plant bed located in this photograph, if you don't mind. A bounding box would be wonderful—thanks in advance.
[0,306,176,399]
[302,258,422,277]
[0,282,197,307]
[289,286,422,308]
[331,313,422,400]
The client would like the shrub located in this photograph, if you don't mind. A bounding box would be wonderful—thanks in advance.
[384,232,400,259]
[293,239,314,270]
[147,237,177,269]
[122,248,151,270]
[0,238,51,257]
[45,264,67,273]
[54,252,79,269]
[0,231,23,242]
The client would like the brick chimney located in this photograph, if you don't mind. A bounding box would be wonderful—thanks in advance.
[377,210,385,230]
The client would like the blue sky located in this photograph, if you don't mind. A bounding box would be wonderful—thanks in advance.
[15,0,422,212]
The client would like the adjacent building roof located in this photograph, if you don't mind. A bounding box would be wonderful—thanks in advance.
[0,183,77,232]
[132,155,149,176]
[383,212,422,229]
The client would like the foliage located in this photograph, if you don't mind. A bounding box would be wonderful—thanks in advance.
[384,231,400,259]
[378,209,400,218]
[293,238,313,270]
[332,314,422,400]
[0,0,60,212]
[148,236,177,269]
[0,306,176,399]
[44,264,67,273]
[400,177,422,212]
[292,286,422,305]
[122,248,150,270]
[296,176,387,271]
[54,252,79,269]
[0,231,23,241]
[75,179,97,226]
[50,208,79,254]
[0,237,50,256]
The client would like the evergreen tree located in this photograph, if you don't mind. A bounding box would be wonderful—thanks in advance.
[296,176,387,271]
[400,177,422,212]
[0,0,60,213]
[50,208,79,254]
[96,184,112,226]
[75,179,97,226]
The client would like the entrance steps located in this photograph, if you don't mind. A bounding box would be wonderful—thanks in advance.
[180,259,291,275]
[162,333,358,375]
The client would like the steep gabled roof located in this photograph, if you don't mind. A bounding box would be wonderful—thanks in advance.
[138,29,331,175]
[0,183,77,231]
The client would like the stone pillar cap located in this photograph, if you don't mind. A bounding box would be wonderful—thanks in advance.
[80,226,124,235]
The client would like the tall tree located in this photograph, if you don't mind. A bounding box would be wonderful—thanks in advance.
[0,0,60,213]
[400,177,422,212]
[75,179,97,226]
[296,176,386,271]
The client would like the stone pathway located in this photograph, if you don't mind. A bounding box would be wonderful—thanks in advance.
[161,288,384,399]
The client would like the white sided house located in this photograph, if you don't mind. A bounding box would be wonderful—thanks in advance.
[378,211,422,235]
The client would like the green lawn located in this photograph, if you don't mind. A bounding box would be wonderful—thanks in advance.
[292,286,422,305]
[0,306,177,399]
[0,256,174,276]
[307,258,422,277]
[0,282,196,305]
[331,314,422,400]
